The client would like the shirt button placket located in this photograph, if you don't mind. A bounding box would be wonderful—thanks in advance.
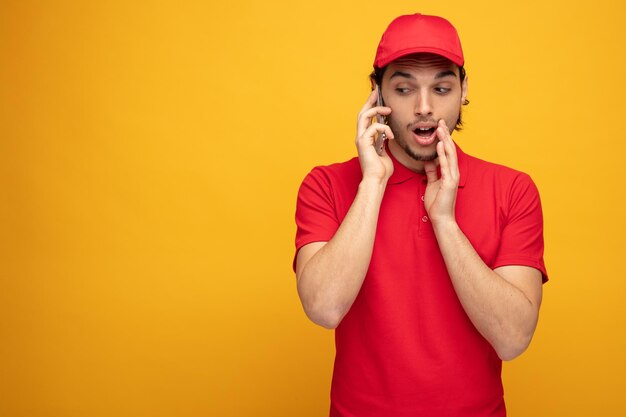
[418,178,433,237]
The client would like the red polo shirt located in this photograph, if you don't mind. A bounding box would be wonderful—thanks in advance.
[294,143,547,417]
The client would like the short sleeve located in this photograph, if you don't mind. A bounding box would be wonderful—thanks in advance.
[493,173,549,282]
[293,168,340,270]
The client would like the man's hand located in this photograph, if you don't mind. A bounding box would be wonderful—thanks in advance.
[295,89,395,329]
[424,119,459,225]
[356,88,394,183]
[423,119,543,360]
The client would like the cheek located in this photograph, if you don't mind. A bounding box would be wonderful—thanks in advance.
[439,98,461,115]
[386,100,412,121]
[446,106,463,129]
[388,109,409,129]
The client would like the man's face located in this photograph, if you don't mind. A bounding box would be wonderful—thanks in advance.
[381,53,468,170]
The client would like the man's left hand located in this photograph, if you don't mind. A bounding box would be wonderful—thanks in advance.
[424,119,459,225]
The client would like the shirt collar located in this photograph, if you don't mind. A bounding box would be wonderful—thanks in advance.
[386,140,468,187]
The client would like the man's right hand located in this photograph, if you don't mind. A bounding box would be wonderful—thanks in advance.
[356,88,394,182]
[296,89,394,329]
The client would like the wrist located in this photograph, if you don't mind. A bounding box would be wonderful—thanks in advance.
[360,175,388,188]
[359,177,388,198]
[431,216,460,234]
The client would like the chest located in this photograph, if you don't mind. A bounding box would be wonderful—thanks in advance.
[371,178,506,268]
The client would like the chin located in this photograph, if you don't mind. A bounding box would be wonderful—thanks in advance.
[404,143,439,162]
[418,152,439,162]
[410,151,438,162]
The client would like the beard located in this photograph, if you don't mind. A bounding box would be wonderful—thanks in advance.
[397,137,439,161]
[388,117,440,162]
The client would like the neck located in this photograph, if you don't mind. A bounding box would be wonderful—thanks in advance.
[388,140,437,174]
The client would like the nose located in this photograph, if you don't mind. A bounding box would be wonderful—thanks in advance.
[414,90,433,116]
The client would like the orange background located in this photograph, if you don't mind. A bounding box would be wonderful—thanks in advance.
[1,1,625,416]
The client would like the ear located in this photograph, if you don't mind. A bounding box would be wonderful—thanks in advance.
[461,74,469,105]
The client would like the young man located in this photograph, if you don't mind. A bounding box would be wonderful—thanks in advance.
[294,13,547,416]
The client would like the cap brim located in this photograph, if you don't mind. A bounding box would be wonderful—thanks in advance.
[375,46,464,68]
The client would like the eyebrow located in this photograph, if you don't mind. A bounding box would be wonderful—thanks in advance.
[435,70,457,79]
[389,71,414,80]
[388,69,458,81]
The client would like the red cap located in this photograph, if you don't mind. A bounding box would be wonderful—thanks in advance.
[374,14,464,69]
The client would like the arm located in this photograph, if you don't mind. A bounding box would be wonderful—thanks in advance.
[424,120,543,360]
[295,89,394,329]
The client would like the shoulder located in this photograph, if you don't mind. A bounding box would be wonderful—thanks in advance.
[300,157,362,192]
[296,157,362,222]
[294,157,362,252]
[463,151,538,193]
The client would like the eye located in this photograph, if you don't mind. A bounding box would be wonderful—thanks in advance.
[435,87,451,94]
[395,87,411,94]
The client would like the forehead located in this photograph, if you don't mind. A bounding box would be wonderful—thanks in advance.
[385,53,458,79]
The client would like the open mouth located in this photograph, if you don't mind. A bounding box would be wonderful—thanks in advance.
[413,127,437,138]
[412,125,438,145]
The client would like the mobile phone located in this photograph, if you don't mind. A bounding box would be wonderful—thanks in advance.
[374,84,386,155]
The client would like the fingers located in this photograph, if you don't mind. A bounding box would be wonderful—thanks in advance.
[356,89,393,155]
[436,119,459,182]
[436,141,449,181]
[357,107,392,138]
[358,122,394,148]
[441,121,458,176]
[359,88,378,114]
[424,161,438,184]
[356,89,392,137]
